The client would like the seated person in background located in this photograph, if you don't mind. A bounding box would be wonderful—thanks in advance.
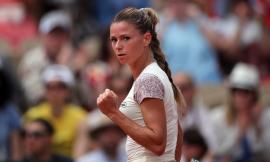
[23,65,86,157]
[21,118,73,162]
[18,10,72,105]
[77,110,126,162]
[210,63,268,162]
[161,0,222,85]
[180,129,208,162]
[173,73,217,152]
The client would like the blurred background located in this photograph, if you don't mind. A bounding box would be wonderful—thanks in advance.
[0,0,270,162]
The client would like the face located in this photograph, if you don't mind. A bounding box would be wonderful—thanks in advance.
[45,81,69,106]
[231,88,256,111]
[43,28,69,59]
[167,0,188,18]
[173,75,194,106]
[233,1,250,19]
[23,122,51,157]
[110,21,150,66]
[96,126,124,152]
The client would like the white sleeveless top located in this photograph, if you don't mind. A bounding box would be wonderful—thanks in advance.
[119,62,178,162]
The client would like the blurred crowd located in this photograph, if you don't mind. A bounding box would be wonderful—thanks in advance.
[0,0,270,162]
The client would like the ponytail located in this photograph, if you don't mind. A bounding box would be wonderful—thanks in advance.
[150,28,187,117]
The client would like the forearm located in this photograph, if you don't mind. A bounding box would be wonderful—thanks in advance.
[109,111,166,155]
[97,89,166,155]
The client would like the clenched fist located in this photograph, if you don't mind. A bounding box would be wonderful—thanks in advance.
[97,89,119,116]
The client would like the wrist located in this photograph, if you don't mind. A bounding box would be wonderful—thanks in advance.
[107,109,121,121]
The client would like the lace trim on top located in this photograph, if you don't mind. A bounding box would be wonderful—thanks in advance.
[134,73,164,104]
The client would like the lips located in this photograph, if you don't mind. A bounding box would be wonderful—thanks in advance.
[117,53,126,56]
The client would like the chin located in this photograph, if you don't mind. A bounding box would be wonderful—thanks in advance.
[117,59,128,64]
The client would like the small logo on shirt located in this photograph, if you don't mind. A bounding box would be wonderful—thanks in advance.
[120,102,127,108]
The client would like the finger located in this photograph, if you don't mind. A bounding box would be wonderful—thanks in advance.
[99,92,107,101]
[105,89,111,96]
[109,90,118,99]
[110,89,116,96]
[97,97,101,105]
[97,94,103,105]
[100,93,107,101]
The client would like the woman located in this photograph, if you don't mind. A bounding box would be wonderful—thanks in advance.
[97,7,185,162]
[210,63,266,162]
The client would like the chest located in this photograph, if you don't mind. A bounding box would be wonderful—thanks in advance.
[119,86,146,126]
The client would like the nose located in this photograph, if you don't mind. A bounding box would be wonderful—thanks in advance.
[115,40,123,51]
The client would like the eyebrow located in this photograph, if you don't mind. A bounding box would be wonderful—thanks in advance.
[110,33,130,37]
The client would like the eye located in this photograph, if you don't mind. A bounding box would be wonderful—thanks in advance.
[123,36,130,41]
[110,37,117,43]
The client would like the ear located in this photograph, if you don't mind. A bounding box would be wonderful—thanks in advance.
[143,32,152,47]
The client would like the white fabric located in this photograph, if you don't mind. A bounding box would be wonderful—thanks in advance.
[260,108,270,160]
[214,16,262,46]
[119,62,178,162]
[77,148,126,162]
[210,106,264,158]
[18,46,49,103]
[39,10,71,34]
[42,64,74,87]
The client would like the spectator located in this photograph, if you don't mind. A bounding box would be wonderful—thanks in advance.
[161,0,222,85]
[173,73,217,152]
[0,55,22,161]
[18,10,72,105]
[242,26,270,84]
[77,110,126,162]
[210,63,267,162]
[23,65,86,157]
[0,0,38,53]
[21,118,73,162]
[180,129,208,162]
[202,0,262,75]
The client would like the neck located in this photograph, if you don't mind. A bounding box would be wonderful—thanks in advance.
[129,50,153,79]
[51,103,65,117]
[31,148,52,161]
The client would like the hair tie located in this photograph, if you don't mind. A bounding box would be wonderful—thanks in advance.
[139,8,146,11]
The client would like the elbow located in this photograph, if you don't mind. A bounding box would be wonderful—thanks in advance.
[150,143,166,156]
[155,146,166,156]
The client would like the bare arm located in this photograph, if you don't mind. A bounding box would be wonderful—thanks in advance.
[97,89,167,155]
